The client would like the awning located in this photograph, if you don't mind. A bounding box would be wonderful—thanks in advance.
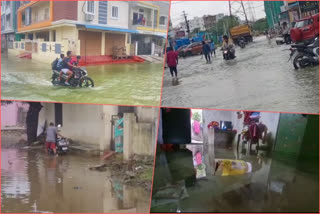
[78,24,139,34]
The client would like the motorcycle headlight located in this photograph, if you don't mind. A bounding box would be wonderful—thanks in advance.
[224,51,228,54]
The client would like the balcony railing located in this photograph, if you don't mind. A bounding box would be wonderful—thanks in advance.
[132,20,153,27]
[22,18,50,27]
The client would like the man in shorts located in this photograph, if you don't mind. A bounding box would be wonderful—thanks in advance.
[45,122,62,156]
[59,51,78,85]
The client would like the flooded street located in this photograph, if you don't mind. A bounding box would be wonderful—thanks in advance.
[161,36,319,113]
[151,147,319,212]
[1,147,150,213]
[1,55,162,106]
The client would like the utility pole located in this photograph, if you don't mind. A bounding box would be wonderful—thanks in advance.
[229,0,232,17]
[241,0,249,25]
[182,11,190,35]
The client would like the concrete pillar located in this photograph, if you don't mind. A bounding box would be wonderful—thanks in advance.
[49,30,53,42]
[152,9,155,28]
[135,41,138,56]
[151,42,155,55]
[101,31,106,55]
[123,113,135,160]
[206,128,215,175]
[32,32,36,41]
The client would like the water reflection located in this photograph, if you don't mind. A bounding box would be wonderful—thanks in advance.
[151,145,319,212]
[1,148,150,213]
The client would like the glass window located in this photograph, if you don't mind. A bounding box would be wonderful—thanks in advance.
[86,1,94,14]
[160,16,167,25]
[112,6,118,18]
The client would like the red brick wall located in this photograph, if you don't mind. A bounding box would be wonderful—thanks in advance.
[53,1,78,21]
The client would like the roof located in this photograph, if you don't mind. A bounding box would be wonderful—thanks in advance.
[78,24,139,34]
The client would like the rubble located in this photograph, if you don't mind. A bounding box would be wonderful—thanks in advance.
[89,154,154,192]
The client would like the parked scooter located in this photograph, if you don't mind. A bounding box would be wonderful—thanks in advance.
[289,36,319,69]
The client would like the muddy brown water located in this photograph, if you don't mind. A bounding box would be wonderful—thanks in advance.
[151,147,319,212]
[1,148,150,213]
[161,36,319,113]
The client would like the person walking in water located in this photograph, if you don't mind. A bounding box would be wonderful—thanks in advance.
[166,47,179,80]
[202,41,211,63]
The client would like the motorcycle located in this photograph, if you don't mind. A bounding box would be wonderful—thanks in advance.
[289,36,319,69]
[51,66,94,87]
[48,136,70,155]
[238,37,246,48]
[221,46,236,60]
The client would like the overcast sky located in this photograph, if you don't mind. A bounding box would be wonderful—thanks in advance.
[170,1,266,27]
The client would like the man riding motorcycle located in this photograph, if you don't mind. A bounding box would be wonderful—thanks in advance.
[59,51,78,85]
[221,35,236,59]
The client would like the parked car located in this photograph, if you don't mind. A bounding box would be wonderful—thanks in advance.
[177,45,188,57]
[290,14,319,43]
[182,42,203,57]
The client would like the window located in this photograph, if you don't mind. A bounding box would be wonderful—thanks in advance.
[55,103,63,126]
[160,16,167,26]
[112,6,118,18]
[86,1,94,14]
[44,8,49,20]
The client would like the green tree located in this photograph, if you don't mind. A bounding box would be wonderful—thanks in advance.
[192,111,201,122]
[209,15,241,36]
[252,18,268,33]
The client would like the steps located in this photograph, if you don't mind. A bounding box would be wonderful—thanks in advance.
[77,55,145,66]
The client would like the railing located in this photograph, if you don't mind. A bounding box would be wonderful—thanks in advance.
[132,20,153,27]
[21,18,50,27]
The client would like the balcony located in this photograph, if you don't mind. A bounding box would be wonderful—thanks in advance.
[17,1,52,32]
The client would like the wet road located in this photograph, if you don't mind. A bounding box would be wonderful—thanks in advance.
[161,36,319,113]
[151,147,319,212]
[1,55,162,106]
[1,148,150,213]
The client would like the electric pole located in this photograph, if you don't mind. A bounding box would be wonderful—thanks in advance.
[241,0,249,25]
[182,11,190,35]
[229,0,232,17]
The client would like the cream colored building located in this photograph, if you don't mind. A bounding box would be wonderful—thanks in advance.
[37,103,158,159]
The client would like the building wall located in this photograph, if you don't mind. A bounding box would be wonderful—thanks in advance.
[77,1,100,24]
[107,1,129,28]
[1,102,29,128]
[53,1,77,21]
[202,110,280,147]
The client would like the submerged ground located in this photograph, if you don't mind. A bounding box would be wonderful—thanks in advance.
[161,36,319,113]
[1,54,163,106]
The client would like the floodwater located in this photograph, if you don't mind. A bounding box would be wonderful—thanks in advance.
[151,146,319,212]
[161,36,319,113]
[1,148,150,213]
[1,55,162,106]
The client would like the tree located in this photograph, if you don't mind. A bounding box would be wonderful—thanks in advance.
[210,15,241,36]
[1,101,43,144]
[252,18,268,33]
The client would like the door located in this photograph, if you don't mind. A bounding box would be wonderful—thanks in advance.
[274,114,307,160]
[105,33,125,55]
[79,30,102,56]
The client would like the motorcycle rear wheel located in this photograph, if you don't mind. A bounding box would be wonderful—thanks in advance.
[293,53,309,69]
[80,77,94,87]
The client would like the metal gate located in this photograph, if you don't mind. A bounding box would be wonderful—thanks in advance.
[138,41,152,55]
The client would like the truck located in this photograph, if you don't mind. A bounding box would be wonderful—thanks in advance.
[290,14,319,44]
[230,24,253,44]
